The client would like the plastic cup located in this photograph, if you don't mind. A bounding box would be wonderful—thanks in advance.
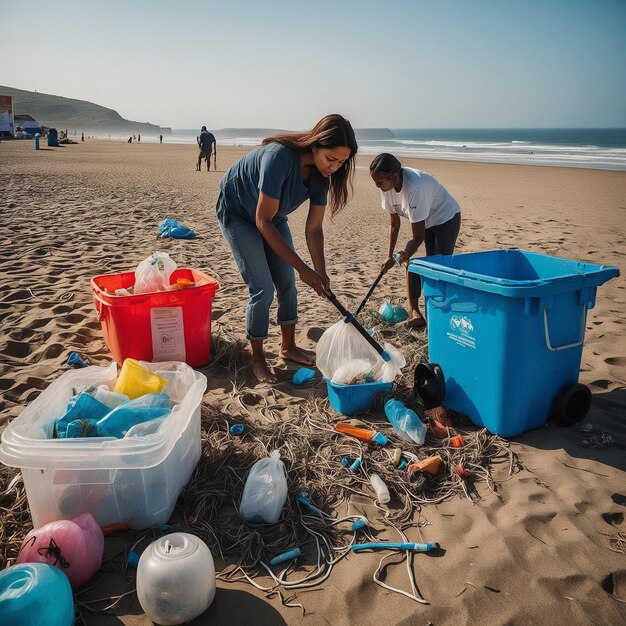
[113,359,168,399]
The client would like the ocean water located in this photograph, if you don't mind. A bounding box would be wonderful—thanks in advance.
[141,128,626,171]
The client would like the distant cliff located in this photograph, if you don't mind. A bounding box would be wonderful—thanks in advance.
[0,85,167,134]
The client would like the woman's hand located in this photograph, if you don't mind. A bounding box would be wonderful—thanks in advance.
[299,266,328,296]
[381,255,396,274]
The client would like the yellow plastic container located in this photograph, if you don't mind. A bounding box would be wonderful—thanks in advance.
[113,359,168,399]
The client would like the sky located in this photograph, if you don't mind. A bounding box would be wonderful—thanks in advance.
[2,0,625,129]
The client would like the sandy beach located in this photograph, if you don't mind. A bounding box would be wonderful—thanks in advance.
[1,139,625,625]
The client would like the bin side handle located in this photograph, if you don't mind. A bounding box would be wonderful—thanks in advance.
[93,292,111,321]
[430,300,478,314]
[543,304,586,352]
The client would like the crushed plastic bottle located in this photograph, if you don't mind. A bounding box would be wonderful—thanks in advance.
[384,399,426,445]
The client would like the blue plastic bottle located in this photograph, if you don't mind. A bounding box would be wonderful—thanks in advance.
[384,399,426,445]
[0,563,75,626]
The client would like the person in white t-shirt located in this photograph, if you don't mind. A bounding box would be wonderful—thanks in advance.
[370,153,461,328]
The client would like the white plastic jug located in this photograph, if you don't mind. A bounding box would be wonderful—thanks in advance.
[136,533,215,625]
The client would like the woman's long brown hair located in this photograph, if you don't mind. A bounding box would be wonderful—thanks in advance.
[263,114,358,216]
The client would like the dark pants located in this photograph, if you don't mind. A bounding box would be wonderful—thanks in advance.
[409,212,461,299]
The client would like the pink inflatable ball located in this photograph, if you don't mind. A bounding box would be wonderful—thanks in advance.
[16,512,104,589]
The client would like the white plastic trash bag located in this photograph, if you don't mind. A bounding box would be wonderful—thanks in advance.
[239,450,288,524]
[134,252,177,294]
[316,320,405,384]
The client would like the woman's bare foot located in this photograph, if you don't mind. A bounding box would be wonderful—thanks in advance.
[280,346,315,366]
[251,359,277,384]
[405,314,426,329]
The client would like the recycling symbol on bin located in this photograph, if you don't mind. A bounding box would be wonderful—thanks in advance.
[450,315,474,335]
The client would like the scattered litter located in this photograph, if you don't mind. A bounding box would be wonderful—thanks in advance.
[229,423,245,435]
[292,367,316,385]
[159,218,197,239]
[67,352,88,368]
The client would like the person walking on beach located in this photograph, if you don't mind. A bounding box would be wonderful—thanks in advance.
[216,114,357,383]
[197,126,216,171]
[159,134,163,144]
[370,153,461,329]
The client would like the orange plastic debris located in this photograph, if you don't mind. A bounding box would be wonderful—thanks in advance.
[334,422,391,446]
[406,454,443,477]
[424,405,452,426]
[450,434,466,448]
[455,465,471,478]
[429,419,449,439]
[101,523,129,535]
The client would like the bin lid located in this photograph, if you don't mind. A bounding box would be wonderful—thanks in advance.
[408,248,619,298]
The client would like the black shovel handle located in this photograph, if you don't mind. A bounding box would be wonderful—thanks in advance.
[326,290,389,360]
[353,269,385,319]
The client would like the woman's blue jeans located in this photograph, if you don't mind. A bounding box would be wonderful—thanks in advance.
[217,211,298,341]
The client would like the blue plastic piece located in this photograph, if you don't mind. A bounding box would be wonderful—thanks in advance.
[158,218,196,239]
[65,418,98,438]
[409,249,619,436]
[372,432,388,446]
[127,550,140,568]
[67,351,88,368]
[349,458,361,472]
[398,458,407,470]
[384,399,427,445]
[158,524,172,531]
[229,423,245,435]
[269,547,301,566]
[0,563,74,626]
[296,492,319,513]
[325,378,393,416]
[341,458,350,467]
[352,541,436,553]
[292,367,316,385]
[351,518,368,531]
[56,392,110,438]
[96,393,171,438]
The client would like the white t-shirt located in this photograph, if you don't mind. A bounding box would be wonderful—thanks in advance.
[380,167,460,229]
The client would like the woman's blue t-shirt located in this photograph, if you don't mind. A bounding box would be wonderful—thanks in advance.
[217,143,328,222]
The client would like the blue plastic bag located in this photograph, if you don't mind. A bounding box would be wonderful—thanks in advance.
[56,392,110,438]
[96,393,172,438]
[158,218,196,239]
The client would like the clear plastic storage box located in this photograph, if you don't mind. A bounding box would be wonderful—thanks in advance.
[0,361,207,530]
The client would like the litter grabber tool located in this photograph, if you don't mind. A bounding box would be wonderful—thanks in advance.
[326,290,390,362]
[352,541,437,553]
[353,252,404,320]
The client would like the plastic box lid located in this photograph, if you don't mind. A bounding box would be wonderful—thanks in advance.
[408,248,619,298]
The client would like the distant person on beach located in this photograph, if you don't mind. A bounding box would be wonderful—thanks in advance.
[128,136,132,143]
[197,126,216,171]
[138,134,141,143]
[81,132,84,142]
[216,114,357,383]
[370,153,461,329]
[159,134,163,144]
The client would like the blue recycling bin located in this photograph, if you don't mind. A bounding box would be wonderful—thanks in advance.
[409,249,619,436]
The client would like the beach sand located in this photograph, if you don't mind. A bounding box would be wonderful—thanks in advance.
[1,139,625,625]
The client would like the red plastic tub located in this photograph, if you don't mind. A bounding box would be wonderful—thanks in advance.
[91,268,220,367]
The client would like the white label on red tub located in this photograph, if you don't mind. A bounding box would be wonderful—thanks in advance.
[447,315,476,349]
[150,307,186,361]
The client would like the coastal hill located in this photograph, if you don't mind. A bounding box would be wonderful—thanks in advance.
[1,85,395,140]
[0,85,165,134]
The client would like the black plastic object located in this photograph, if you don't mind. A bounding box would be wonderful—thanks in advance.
[552,383,592,426]
[353,269,385,319]
[326,290,389,360]
[413,363,446,409]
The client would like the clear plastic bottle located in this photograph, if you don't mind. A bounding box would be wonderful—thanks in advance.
[384,399,426,445]
[370,473,390,504]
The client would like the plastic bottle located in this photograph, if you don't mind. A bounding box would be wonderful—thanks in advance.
[378,299,394,321]
[384,399,426,445]
[370,473,390,504]
[92,385,129,408]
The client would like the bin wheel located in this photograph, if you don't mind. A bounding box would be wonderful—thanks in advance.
[414,363,446,409]
[552,383,592,427]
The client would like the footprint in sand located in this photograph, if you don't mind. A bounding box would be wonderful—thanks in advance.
[605,356,626,367]
[602,571,626,603]
[601,512,624,526]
